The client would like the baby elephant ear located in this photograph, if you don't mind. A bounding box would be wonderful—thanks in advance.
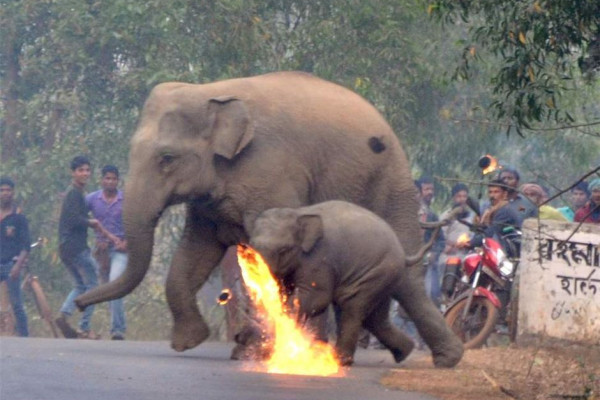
[208,96,255,160]
[297,214,323,253]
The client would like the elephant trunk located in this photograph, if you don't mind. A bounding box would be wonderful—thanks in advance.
[75,194,161,310]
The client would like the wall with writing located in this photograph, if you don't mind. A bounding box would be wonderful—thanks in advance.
[518,219,600,344]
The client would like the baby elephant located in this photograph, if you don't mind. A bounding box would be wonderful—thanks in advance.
[248,200,431,366]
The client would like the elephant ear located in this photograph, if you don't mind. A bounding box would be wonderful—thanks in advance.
[208,96,255,160]
[297,214,323,253]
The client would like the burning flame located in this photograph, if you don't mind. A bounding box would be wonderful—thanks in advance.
[217,288,232,305]
[480,154,500,175]
[236,244,343,376]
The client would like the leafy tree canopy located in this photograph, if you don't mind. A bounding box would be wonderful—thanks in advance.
[426,0,600,135]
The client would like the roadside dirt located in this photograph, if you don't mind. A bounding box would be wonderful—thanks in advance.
[381,339,600,400]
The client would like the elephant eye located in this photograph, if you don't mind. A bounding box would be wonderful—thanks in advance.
[159,153,177,168]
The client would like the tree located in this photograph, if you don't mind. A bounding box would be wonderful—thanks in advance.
[426,0,600,135]
[1,0,598,337]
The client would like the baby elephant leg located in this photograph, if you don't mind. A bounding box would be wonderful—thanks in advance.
[363,298,415,363]
[304,311,330,342]
[334,305,364,366]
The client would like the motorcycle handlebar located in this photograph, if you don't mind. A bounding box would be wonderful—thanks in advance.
[456,217,486,234]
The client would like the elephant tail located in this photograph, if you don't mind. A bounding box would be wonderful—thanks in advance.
[405,206,465,267]
[405,225,442,267]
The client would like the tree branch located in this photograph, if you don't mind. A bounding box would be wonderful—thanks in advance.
[449,118,600,136]
[542,167,600,206]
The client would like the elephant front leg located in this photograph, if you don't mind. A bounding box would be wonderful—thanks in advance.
[304,311,329,343]
[167,216,226,352]
[334,305,364,366]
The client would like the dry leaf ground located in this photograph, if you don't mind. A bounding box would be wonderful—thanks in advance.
[381,338,599,400]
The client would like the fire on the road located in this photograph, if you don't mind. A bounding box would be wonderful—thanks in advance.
[236,244,343,377]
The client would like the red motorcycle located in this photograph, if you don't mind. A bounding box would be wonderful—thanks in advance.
[442,226,521,349]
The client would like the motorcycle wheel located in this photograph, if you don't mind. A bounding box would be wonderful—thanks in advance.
[444,297,499,349]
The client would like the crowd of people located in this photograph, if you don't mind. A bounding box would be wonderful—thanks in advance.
[416,168,600,309]
[1,157,599,341]
[386,167,600,349]
[1,155,128,339]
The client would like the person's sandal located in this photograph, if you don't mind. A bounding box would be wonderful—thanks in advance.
[77,330,101,340]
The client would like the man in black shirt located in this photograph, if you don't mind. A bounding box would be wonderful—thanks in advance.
[0,177,31,337]
[457,179,521,320]
[499,167,537,225]
[55,155,106,339]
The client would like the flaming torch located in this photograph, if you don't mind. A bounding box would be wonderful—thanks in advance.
[478,154,501,176]
[217,288,232,305]
[235,244,343,377]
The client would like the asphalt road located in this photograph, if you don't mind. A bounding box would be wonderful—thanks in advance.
[0,337,438,400]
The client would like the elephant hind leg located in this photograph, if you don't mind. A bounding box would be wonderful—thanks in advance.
[392,276,464,368]
[362,298,415,363]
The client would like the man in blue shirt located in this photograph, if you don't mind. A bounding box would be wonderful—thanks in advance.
[0,177,31,337]
[86,165,128,340]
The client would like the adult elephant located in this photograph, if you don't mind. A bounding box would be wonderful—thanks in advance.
[75,71,463,367]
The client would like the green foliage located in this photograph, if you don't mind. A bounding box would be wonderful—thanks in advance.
[426,0,600,135]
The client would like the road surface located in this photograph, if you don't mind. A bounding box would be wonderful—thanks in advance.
[1,337,438,400]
